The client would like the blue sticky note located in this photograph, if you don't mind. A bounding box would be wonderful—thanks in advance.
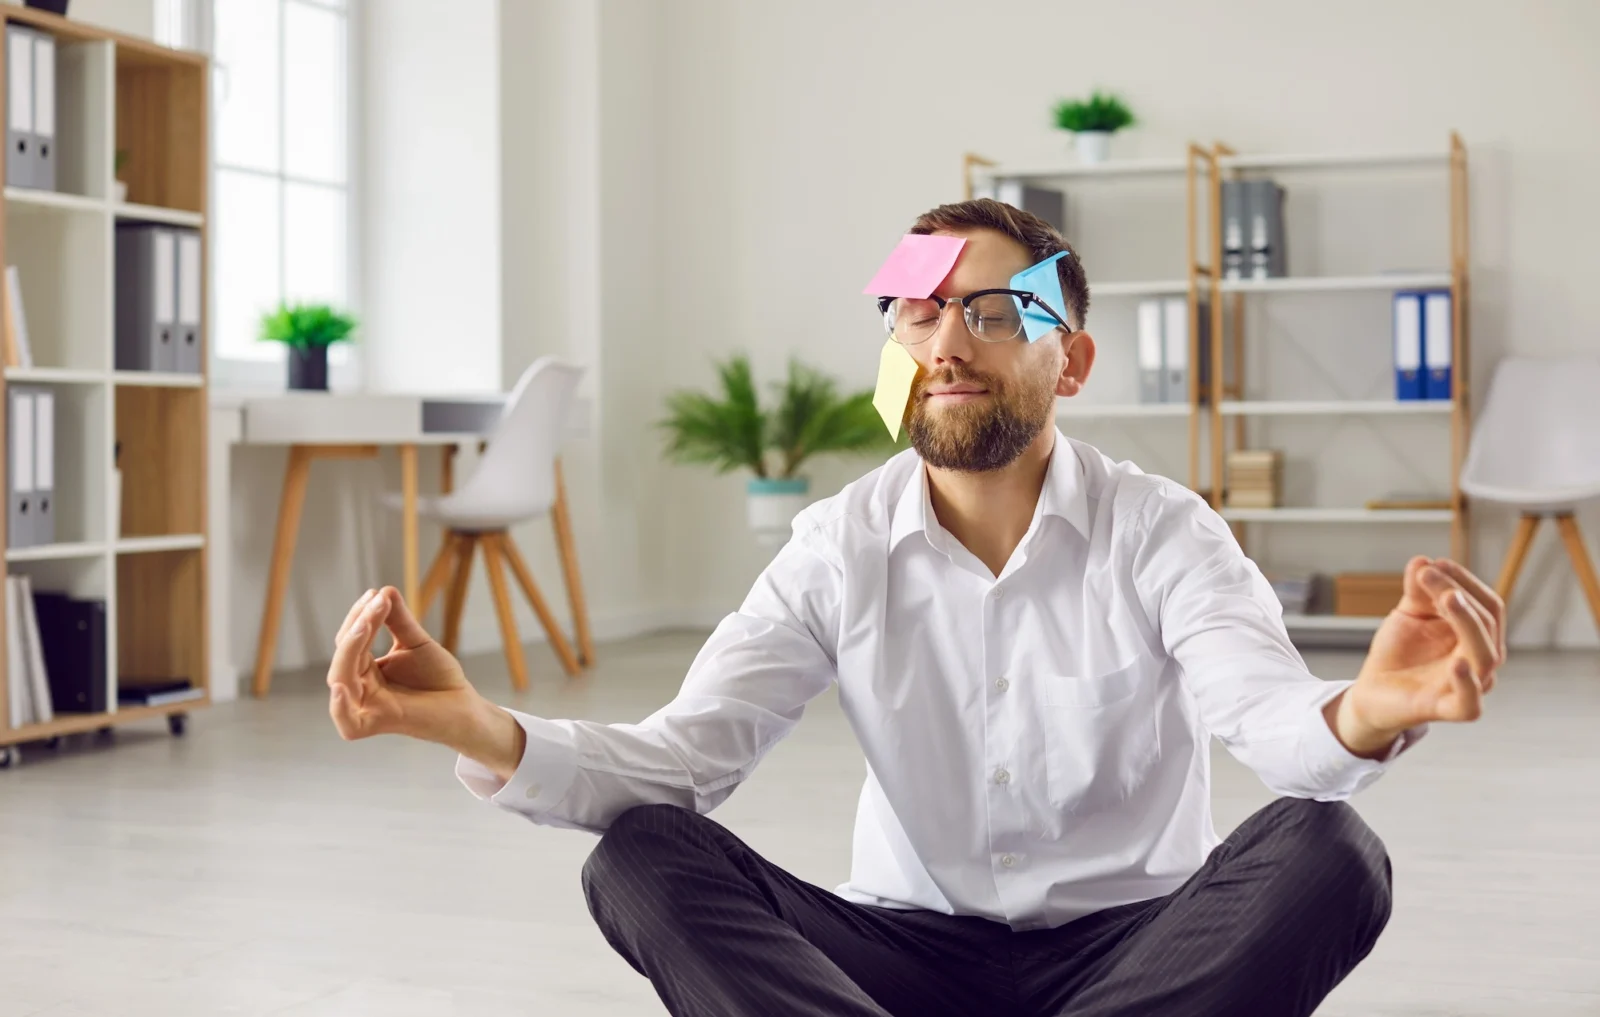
[1011,251,1070,342]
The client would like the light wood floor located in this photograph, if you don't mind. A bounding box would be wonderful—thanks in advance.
[1,635,1598,1016]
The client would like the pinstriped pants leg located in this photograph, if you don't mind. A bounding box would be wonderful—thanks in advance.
[1023,797,1393,1016]
[581,803,1014,1017]
[582,798,1390,1016]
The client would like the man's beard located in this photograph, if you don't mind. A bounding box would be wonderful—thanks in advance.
[907,364,1056,473]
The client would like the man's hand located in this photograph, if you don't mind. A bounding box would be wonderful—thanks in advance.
[327,587,527,781]
[1328,556,1504,758]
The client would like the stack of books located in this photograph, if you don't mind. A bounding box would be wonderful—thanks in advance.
[1225,449,1283,508]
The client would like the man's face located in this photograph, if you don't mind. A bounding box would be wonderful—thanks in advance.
[902,229,1088,473]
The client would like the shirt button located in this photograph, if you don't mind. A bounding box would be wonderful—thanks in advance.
[994,677,1009,692]
[524,783,542,800]
[1001,854,1017,868]
[992,587,1005,599]
[994,768,1010,785]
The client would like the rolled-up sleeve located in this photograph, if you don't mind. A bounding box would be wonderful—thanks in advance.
[455,531,842,833]
[1131,486,1424,800]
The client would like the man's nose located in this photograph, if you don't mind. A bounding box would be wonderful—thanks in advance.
[924,302,976,368]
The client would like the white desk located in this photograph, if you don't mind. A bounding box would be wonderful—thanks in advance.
[212,391,589,698]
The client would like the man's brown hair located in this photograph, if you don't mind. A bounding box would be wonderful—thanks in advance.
[908,198,1089,331]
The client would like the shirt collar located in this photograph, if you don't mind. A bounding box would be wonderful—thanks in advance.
[890,428,1091,553]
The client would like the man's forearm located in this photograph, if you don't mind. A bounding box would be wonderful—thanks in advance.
[440,694,528,784]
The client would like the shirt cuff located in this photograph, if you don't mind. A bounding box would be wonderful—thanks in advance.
[454,709,578,818]
[1299,681,1429,797]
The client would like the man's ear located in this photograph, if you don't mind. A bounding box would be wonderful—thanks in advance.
[1055,330,1095,397]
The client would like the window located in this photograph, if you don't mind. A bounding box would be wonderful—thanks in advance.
[212,0,352,367]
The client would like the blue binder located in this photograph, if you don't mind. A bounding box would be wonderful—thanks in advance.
[1422,290,1453,400]
[1393,291,1424,401]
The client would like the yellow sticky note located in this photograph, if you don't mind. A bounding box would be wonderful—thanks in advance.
[872,338,920,440]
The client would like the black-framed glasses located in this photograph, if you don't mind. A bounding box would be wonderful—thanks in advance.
[876,288,1071,346]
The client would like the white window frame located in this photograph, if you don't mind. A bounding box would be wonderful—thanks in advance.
[207,0,362,391]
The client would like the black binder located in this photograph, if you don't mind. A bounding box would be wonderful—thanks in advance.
[32,593,107,714]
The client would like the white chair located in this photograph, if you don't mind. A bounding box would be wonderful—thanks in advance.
[389,358,594,688]
[1460,356,1600,633]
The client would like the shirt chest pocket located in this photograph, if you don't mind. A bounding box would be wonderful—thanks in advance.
[1040,657,1161,816]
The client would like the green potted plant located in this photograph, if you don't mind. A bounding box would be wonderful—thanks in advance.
[258,302,358,391]
[660,355,897,541]
[1052,90,1136,165]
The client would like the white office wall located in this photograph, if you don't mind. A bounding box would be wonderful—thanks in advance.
[502,0,1598,649]
[360,0,501,395]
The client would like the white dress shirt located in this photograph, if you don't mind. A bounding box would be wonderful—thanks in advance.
[458,431,1419,930]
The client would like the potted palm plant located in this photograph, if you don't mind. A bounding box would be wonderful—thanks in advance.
[258,302,357,391]
[660,355,897,541]
[1052,91,1136,165]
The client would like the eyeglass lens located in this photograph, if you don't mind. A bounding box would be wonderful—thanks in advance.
[884,293,1025,345]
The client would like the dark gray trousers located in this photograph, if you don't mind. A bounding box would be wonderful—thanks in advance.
[582,798,1391,1017]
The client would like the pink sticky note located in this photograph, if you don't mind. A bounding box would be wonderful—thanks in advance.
[862,234,966,298]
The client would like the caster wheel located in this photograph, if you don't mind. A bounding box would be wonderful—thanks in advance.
[44,736,61,750]
[96,726,115,741]
[0,745,20,768]
[168,713,187,737]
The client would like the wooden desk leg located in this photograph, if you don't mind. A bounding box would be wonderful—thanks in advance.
[550,457,595,667]
[400,443,419,606]
[251,445,314,698]
[441,444,457,495]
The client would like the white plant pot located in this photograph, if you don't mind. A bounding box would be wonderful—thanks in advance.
[1074,131,1111,165]
[113,180,128,203]
[746,478,810,545]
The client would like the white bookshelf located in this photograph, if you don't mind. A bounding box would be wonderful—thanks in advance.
[1216,150,1450,172]
[1093,279,1190,297]
[1058,402,1189,420]
[1220,507,1454,524]
[1219,400,1453,417]
[0,7,210,765]
[968,156,1190,180]
[1282,614,1384,632]
[1218,272,1453,294]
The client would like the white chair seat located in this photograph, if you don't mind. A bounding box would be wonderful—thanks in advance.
[378,490,547,531]
[1460,357,1600,511]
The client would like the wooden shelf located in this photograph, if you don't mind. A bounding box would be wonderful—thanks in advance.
[1221,507,1455,524]
[1219,400,1453,416]
[0,697,206,747]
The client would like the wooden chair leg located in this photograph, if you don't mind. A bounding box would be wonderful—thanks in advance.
[1555,514,1600,633]
[480,533,530,692]
[498,532,582,677]
[416,532,461,621]
[252,445,314,698]
[550,457,595,667]
[1495,513,1542,604]
[442,533,478,655]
